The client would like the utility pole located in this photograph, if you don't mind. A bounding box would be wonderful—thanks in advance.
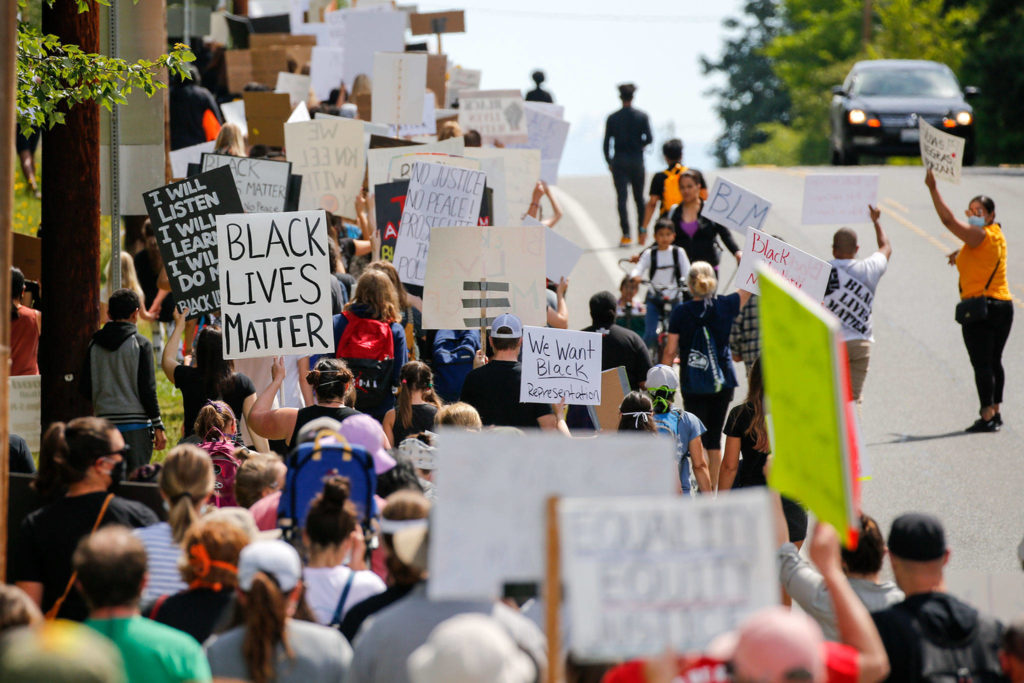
[0,1,16,582]
[862,0,873,48]
[40,2,100,426]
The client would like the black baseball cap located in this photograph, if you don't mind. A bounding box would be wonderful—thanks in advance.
[888,513,947,561]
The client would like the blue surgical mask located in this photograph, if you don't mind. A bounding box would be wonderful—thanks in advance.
[968,215,986,227]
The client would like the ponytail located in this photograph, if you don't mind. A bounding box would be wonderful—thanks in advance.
[242,572,293,683]
[160,445,215,543]
[305,476,357,549]
[396,361,440,431]
[305,358,354,404]
[33,417,115,501]
[194,400,236,442]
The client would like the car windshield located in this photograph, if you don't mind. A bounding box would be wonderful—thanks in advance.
[850,68,961,98]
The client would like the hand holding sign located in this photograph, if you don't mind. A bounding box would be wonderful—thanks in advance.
[920,119,965,184]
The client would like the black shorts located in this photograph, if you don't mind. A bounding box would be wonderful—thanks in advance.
[15,126,40,155]
[682,388,735,451]
[781,496,808,543]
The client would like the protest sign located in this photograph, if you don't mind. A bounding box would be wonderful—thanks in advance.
[560,490,777,661]
[386,152,480,184]
[409,10,465,34]
[9,375,41,451]
[143,167,244,319]
[800,174,879,225]
[392,162,487,286]
[734,228,832,302]
[225,50,253,93]
[446,66,481,107]
[458,89,530,145]
[524,101,565,119]
[544,226,584,283]
[470,155,508,226]
[397,93,437,138]
[220,99,247,137]
[200,153,292,213]
[759,266,860,547]
[464,148,541,223]
[429,431,677,600]
[422,226,547,329]
[588,366,631,432]
[372,52,427,126]
[520,327,602,405]
[275,71,312,107]
[169,140,215,180]
[324,9,405,87]
[310,46,345,102]
[284,117,365,217]
[216,210,333,359]
[374,180,408,262]
[286,101,310,123]
[366,136,464,191]
[701,177,772,235]
[920,119,966,184]
[515,106,570,184]
[426,54,447,108]
[243,91,292,147]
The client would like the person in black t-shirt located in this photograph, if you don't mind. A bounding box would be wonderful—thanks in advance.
[249,357,361,449]
[582,291,652,391]
[604,83,653,246]
[11,417,159,621]
[460,314,567,432]
[525,70,554,103]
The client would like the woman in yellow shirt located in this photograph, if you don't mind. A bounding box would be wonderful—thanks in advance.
[926,169,1012,432]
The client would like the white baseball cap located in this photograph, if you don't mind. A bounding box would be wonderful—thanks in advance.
[490,313,523,339]
[646,364,679,391]
[407,614,537,683]
[237,540,302,592]
[397,437,437,471]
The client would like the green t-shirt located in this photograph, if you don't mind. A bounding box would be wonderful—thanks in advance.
[85,616,212,683]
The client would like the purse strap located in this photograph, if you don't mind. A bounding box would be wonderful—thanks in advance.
[981,245,1003,296]
[45,493,114,620]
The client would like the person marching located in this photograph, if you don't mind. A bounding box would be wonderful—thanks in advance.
[603,83,653,247]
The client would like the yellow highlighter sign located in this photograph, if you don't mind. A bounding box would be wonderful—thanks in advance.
[758,265,861,548]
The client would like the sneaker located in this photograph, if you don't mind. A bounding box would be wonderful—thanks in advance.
[994,412,1003,426]
[965,417,1000,433]
[619,236,633,247]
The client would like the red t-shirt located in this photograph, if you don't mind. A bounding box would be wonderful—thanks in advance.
[10,304,39,375]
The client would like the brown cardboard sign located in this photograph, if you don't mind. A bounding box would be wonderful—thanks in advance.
[225,49,253,93]
[249,33,317,49]
[410,10,465,35]
[243,91,292,147]
[12,233,41,283]
[588,366,630,432]
[426,54,447,108]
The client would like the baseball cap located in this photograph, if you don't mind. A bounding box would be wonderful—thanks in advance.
[490,313,523,339]
[397,437,437,471]
[407,614,536,683]
[717,607,826,682]
[646,364,678,391]
[888,512,947,561]
[381,517,430,573]
[237,539,302,592]
[339,414,397,474]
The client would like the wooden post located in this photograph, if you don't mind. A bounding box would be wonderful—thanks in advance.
[545,496,562,683]
[0,0,16,582]
[480,276,487,350]
[861,0,873,47]
[436,32,443,56]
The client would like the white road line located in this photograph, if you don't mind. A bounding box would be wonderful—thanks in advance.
[549,185,625,287]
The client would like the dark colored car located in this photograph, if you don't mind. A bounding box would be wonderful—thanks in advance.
[830,59,978,165]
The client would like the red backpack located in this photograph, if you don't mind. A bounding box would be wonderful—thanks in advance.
[197,437,240,507]
[335,312,394,412]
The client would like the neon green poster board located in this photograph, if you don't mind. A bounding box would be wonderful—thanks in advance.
[758,266,860,547]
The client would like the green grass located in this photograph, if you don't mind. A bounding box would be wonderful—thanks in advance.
[15,152,183,462]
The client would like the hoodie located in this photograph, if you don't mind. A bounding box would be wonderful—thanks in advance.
[872,591,1005,681]
[80,321,163,429]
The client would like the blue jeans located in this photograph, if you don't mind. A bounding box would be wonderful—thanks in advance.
[644,294,678,349]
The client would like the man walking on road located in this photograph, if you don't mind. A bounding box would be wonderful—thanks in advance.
[603,83,652,247]
[822,205,892,404]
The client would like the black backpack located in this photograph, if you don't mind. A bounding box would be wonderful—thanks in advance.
[645,245,684,287]
[903,602,1005,682]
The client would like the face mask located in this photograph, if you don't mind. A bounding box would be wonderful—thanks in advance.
[107,459,125,487]
[968,215,987,227]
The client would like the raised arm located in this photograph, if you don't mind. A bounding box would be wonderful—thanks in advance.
[924,169,985,247]
[161,305,187,382]
[868,205,892,260]
[247,357,299,441]
[542,182,562,228]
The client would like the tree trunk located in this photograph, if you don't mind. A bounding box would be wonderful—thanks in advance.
[40,3,100,426]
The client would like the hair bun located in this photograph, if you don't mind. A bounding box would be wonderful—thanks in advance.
[321,475,351,506]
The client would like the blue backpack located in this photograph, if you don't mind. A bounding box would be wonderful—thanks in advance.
[683,320,726,395]
[278,430,378,540]
[432,329,481,403]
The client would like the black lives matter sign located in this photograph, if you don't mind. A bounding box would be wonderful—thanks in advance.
[142,166,244,319]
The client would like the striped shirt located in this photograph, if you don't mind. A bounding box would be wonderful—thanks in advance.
[134,522,187,603]
[729,294,760,370]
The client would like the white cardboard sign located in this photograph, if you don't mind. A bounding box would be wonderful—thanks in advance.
[428,431,678,600]
[372,52,427,126]
[701,177,772,235]
[457,89,530,145]
[464,148,541,223]
[560,490,777,661]
[392,162,487,286]
[324,9,405,88]
[386,152,480,184]
[220,100,248,137]
[520,327,602,405]
[422,226,548,329]
[514,106,570,185]
[800,174,879,225]
[310,46,345,102]
[275,72,312,108]
[366,136,465,192]
[169,140,215,179]
[920,119,966,184]
[735,228,832,302]
[544,225,584,283]
[445,66,481,107]
[284,117,365,217]
[216,211,333,359]
[201,153,292,214]
[397,93,437,138]
[9,375,41,451]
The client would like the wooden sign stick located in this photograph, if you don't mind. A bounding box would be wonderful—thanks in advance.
[545,496,562,683]
[480,276,488,350]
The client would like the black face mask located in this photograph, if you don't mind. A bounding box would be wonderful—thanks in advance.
[107,459,126,487]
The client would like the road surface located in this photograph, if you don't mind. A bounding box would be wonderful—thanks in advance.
[552,166,1024,575]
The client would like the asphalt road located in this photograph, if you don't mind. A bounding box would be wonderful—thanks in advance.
[551,166,1024,575]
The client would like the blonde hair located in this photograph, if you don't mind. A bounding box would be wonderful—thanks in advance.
[159,445,216,543]
[106,251,145,304]
[347,269,400,322]
[687,261,717,298]
[214,121,246,156]
[438,120,462,141]
[350,74,372,100]
[234,452,284,508]
[435,402,482,430]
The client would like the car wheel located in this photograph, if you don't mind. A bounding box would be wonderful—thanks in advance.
[841,145,859,166]
[964,143,976,167]
[831,146,843,166]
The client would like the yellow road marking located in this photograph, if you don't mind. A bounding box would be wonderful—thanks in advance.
[881,197,909,214]
[878,205,954,253]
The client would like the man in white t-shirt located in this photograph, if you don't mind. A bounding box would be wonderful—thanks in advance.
[823,205,892,404]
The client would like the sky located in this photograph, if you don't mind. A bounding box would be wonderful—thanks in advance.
[412,0,746,176]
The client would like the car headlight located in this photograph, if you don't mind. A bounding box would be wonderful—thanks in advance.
[848,109,867,125]
[955,111,972,126]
